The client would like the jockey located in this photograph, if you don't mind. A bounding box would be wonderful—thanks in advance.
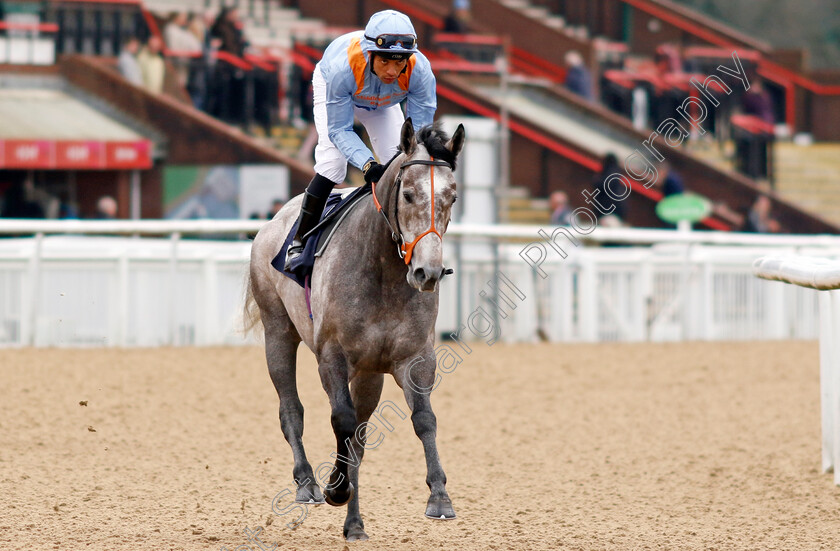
[284,9,437,270]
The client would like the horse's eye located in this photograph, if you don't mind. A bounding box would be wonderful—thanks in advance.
[403,191,413,204]
[452,195,457,204]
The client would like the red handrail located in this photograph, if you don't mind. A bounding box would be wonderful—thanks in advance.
[425,50,501,75]
[51,0,142,4]
[434,33,504,46]
[620,0,757,53]
[620,0,840,96]
[431,59,498,74]
[683,46,761,63]
[215,50,252,71]
[164,50,201,59]
[731,114,775,135]
[374,0,444,30]
[245,54,275,72]
[511,47,566,80]
[290,51,316,73]
[510,56,558,81]
[141,7,161,41]
[294,42,325,61]
[256,47,316,73]
[0,21,59,32]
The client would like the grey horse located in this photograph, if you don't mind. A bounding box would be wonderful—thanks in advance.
[244,120,465,541]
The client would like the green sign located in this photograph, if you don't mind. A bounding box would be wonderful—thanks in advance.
[656,193,711,224]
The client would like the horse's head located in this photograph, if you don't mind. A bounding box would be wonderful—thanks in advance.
[379,120,465,292]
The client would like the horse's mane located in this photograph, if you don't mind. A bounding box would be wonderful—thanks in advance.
[401,122,457,170]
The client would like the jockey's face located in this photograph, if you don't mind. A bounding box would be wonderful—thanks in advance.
[372,55,408,85]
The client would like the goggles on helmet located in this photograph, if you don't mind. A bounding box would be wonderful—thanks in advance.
[365,33,417,51]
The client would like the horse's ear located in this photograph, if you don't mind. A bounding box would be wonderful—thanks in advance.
[446,124,466,158]
[400,118,416,155]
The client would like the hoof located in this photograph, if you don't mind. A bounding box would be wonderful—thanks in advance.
[424,495,456,520]
[295,482,325,505]
[344,524,369,542]
[324,482,355,507]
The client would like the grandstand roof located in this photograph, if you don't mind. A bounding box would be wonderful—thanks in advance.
[0,88,152,169]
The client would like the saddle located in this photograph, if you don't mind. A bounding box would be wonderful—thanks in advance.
[271,184,372,288]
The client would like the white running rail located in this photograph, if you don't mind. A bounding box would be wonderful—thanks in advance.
[0,220,839,349]
[754,255,840,486]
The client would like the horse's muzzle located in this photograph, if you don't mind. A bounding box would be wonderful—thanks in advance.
[410,266,440,292]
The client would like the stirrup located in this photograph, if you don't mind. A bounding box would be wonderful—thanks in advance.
[283,182,332,273]
[284,239,304,272]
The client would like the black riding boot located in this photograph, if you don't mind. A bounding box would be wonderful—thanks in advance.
[284,174,335,272]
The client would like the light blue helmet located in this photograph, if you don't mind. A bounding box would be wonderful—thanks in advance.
[363,10,418,60]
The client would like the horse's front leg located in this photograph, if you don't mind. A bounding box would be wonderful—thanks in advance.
[395,351,456,520]
[342,372,385,541]
[317,344,356,507]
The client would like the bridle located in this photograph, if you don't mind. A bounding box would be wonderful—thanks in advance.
[371,156,452,265]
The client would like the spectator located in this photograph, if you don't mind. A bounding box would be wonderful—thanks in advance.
[95,196,118,219]
[58,199,79,219]
[443,0,471,33]
[267,198,285,220]
[209,7,248,122]
[741,77,775,126]
[1,181,44,218]
[296,74,317,163]
[742,195,780,233]
[188,12,207,45]
[165,12,202,53]
[549,191,573,225]
[443,11,468,33]
[563,50,593,101]
[591,152,627,224]
[188,10,219,111]
[117,36,143,86]
[198,8,221,54]
[138,36,166,94]
[164,12,202,87]
[656,162,685,197]
[654,43,682,75]
[211,7,246,57]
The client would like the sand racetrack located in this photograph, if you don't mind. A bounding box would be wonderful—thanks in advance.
[2,341,839,550]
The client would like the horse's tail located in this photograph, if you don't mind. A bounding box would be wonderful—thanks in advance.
[242,270,264,339]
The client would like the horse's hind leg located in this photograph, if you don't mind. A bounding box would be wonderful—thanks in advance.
[342,372,385,542]
[263,314,324,504]
[395,352,456,520]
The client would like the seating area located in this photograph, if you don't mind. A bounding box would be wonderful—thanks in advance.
[419,0,840,230]
[1,0,838,233]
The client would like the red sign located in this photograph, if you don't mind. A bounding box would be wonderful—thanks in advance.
[56,141,104,169]
[0,140,152,169]
[105,141,152,169]
[3,140,51,169]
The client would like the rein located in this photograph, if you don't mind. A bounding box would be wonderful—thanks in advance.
[372,156,451,265]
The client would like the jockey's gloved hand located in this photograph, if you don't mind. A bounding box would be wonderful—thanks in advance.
[363,160,387,184]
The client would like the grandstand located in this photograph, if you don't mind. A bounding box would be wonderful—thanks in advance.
[1,0,838,232]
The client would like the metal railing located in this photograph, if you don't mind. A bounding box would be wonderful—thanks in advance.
[1,220,839,348]
[754,255,840,486]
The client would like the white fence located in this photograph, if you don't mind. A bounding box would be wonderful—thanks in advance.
[754,256,840,486]
[0,234,251,347]
[1,220,839,348]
